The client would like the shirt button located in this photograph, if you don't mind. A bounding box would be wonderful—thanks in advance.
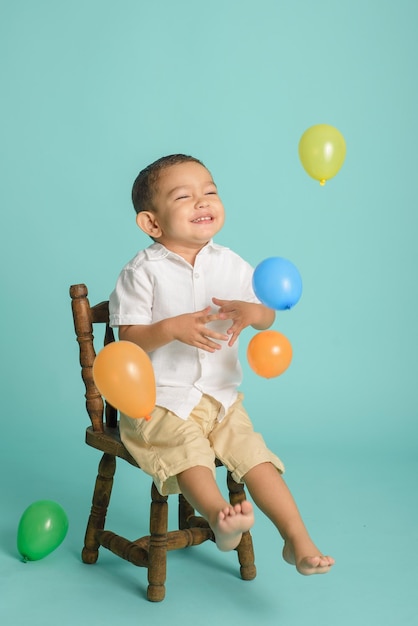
[200,352,205,359]
[194,272,200,278]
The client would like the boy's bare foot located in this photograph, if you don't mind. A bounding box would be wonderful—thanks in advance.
[212,500,254,552]
[282,538,335,575]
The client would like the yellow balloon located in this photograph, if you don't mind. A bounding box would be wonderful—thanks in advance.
[298,124,346,185]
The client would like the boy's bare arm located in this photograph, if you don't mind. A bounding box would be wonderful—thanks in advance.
[118,306,229,353]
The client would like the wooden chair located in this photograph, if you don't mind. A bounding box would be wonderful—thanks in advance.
[70,283,256,601]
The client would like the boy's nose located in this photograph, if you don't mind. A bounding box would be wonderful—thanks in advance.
[195,196,209,208]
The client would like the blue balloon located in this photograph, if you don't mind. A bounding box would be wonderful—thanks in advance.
[252,257,302,310]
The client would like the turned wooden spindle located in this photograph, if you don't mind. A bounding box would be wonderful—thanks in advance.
[227,471,257,581]
[70,284,105,432]
[147,483,169,602]
[82,452,116,564]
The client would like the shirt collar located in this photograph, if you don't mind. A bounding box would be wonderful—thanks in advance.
[144,239,226,261]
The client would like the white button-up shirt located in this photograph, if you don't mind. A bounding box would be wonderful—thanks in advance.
[109,240,259,420]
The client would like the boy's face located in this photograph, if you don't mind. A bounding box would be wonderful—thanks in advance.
[137,161,225,257]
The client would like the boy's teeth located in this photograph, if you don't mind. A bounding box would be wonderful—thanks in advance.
[194,216,211,222]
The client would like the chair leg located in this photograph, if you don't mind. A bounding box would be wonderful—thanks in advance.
[82,453,116,564]
[178,493,195,530]
[147,483,168,602]
[227,471,257,581]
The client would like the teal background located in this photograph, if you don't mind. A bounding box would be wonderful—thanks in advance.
[1,1,417,624]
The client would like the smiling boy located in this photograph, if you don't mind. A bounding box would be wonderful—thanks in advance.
[109,154,334,573]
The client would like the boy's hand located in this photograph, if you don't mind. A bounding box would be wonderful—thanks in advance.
[212,297,275,347]
[170,306,229,352]
[212,298,257,346]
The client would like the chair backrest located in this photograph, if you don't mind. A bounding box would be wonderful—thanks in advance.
[70,283,117,432]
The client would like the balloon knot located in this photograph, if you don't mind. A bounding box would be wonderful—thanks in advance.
[320,179,326,186]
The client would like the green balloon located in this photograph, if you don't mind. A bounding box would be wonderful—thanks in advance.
[17,500,69,561]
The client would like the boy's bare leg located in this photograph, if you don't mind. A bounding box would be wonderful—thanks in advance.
[177,466,254,551]
[243,462,335,575]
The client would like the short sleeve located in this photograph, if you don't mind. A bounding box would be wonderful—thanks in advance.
[109,266,154,327]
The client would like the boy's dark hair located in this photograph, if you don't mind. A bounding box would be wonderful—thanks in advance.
[132,154,204,214]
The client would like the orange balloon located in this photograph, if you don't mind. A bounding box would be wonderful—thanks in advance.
[93,341,156,419]
[247,330,293,378]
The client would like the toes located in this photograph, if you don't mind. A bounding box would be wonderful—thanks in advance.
[241,500,253,515]
[296,555,335,575]
[219,505,235,520]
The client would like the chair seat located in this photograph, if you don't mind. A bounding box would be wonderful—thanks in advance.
[85,424,138,466]
[86,423,224,469]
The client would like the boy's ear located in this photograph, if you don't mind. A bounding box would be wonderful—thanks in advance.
[136,211,162,238]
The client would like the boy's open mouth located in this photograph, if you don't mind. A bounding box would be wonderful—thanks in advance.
[191,215,213,223]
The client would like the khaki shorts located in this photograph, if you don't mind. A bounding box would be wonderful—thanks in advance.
[120,393,285,495]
